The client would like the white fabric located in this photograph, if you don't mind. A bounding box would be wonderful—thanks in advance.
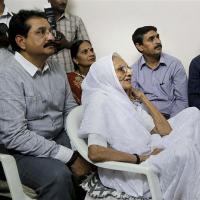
[15,52,49,76]
[88,134,107,147]
[78,53,200,199]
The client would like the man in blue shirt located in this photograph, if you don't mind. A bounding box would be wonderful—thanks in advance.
[131,26,188,118]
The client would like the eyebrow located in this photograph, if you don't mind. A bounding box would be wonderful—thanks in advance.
[35,26,52,32]
[148,33,159,40]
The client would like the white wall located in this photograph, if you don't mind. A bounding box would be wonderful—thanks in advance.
[5,0,200,73]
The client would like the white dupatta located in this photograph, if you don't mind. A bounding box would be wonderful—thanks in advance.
[78,54,152,155]
[78,54,200,199]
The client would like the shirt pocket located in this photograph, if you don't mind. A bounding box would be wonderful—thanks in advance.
[52,90,65,112]
[25,96,44,120]
[66,29,76,41]
[158,79,173,99]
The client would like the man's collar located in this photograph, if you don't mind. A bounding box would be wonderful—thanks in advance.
[14,52,50,77]
[139,53,166,70]
[57,12,70,21]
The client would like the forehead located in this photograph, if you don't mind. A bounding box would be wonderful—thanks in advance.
[79,42,92,50]
[26,17,50,30]
[113,56,127,69]
[49,0,67,4]
[143,30,158,39]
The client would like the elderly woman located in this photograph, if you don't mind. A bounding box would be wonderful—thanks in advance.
[67,40,96,104]
[78,53,200,200]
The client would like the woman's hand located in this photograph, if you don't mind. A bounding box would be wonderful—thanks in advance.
[139,148,163,163]
[139,154,150,162]
[130,88,145,102]
[151,148,163,155]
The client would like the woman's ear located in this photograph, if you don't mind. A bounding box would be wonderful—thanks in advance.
[73,58,79,65]
[15,35,26,50]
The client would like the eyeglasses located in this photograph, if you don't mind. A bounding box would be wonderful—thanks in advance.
[116,65,132,81]
[32,27,55,39]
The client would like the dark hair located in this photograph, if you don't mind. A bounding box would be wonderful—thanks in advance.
[132,26,157,45]
[0,23,9,48]
[70,40,91,71]
[8,10,46,52]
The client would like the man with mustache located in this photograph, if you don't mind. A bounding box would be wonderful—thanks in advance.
[48,0,90,73]
[0,10,91,200]
[131,26,188,119]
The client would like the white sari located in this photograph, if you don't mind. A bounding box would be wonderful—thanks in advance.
[78,54,200,200]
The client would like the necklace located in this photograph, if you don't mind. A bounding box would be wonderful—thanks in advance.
[74,71,85,82]
[74,71,86,79]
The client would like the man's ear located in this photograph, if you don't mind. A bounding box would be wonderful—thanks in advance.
[135,43,143,53]
[15,35,26,50]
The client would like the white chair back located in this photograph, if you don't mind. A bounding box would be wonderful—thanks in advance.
[66,106,162,200]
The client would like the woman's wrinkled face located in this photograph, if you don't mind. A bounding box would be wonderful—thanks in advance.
[113,55,132,91]
[73,41,96,69]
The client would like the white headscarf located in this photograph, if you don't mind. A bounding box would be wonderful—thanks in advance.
[78,53,152,155]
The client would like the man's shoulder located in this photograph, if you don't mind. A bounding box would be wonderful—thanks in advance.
[162,52,180,62]
[65,12,82,21]
[47,59,66,78]
[190,55,200,64]
[131,56,143,69]
[0,49,13,62]
[0,53,18,73]
[189,55,200,72]
[0,56,24,85]
[162,53,184,71]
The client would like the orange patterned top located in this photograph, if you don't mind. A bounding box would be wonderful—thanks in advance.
[67,72,85,105]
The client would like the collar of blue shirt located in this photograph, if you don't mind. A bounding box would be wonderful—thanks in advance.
[140,53,167,70]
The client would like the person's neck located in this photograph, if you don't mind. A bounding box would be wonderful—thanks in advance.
[53,9,64,21]
[20,52,47,71]
[143,54,160,69]
[77,66,90,76]
[0,3,5,15]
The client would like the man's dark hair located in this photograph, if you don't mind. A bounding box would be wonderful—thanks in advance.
[8,10,46,52]
[70,40,91,71]
[132,26,157,45]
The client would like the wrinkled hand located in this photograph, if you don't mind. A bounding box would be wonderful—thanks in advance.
[139,148,163,163]
[139,154,149,162]
[151,148,163,155]
[70,155,93,177]
[130,88,145,102]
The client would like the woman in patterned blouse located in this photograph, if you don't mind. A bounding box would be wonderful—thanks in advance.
[67,40,96,104]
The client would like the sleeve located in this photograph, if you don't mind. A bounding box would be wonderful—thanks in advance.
[88,134,108,147]
[170,61,188,117]
[188,57,200,109]
[0,72,73,163]
[135,104,155,132]
[76,17,90,40]
[131,63,140,89]
[63,76,77,121]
